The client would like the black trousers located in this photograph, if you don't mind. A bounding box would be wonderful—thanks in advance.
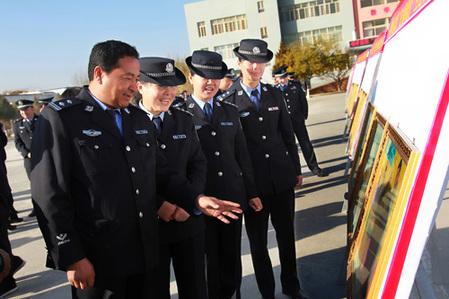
[205,216,242,299]
[245,189,300,298]
[71,273,150,299]
[154,232,207,299]
[291,118,319,171]
[0,162,18,219]
[23,157,37,213]
[0,212,11,254]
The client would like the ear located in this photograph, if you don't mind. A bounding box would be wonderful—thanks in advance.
[188,73,194,84]
[93,66,104,84]
[136,81,144,94]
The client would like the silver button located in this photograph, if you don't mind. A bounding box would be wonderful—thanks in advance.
[286,151,289,155]
[211,131,216,136]
[214,151,220,156]
[286,93,289,96]
[239,172,243,176]
[288,111,291,114]
[126,145,131,151]
[139,212,143,218]
[218,171,223,176]
[258,117,263,122]
[94,145,99,149]
[136,189,140,195]
[286,99,290,102]
[160,144,166,149]
[262,135,267,140]
[146,142,150,147]
[265,154,270,158]
[131,167,136,173]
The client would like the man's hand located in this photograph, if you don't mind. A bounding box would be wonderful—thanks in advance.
[67,258,95,290]
[173,206,190,222]
[157,201,177,222]
[249,197,263,212]
[196,195,242,224]
[296,175,304,188]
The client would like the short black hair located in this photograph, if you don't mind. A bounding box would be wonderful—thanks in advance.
[88,40,139,81]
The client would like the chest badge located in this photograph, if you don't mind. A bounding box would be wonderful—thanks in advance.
[268,106,279,112]
[173,134,187,140]
[82,129,102,137]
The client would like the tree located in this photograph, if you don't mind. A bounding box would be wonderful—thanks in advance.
[72,70,89,86]
[274,38,353,90]
[174,57,193,95]
[0,95,18,121]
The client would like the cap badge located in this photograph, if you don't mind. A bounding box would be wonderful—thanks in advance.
[166,63,174,73]
[253,47,261,54]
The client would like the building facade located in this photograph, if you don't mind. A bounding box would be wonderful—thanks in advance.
[184,0,282,82]
[349,0,400,51]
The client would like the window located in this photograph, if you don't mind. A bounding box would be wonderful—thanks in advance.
[260,27,268,39]
[362,18,388,37]
[211,15,247,35]
[214,43,239,59]
[361,0,399,8]
[257,1,265,13]
[197,21,206,37]
[282,0,340,22]
[296,25,343,46]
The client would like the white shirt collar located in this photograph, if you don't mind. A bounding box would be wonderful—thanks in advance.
[138,101,165,121]
[191,94,213,111]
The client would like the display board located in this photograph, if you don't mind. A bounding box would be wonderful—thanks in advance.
[346,0,449,297]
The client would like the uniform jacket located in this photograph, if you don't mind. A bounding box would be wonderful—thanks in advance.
[276,80,308,122]
[184,96,257,210]
[0,123,7,162]
[13,114,38,158]
[145,105,207,243]
[223,81,302,197]
[30,88,196,276]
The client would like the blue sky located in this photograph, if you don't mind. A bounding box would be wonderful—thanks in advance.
[0,1,198,92]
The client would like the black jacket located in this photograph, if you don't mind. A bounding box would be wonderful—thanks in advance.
[31,88,197,276]
[185,96,257,210]
[223,81,301,196]
[13,114,38,158]
[145,105,207,243]
[276,80,308,121]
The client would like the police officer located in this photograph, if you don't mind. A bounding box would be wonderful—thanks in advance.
[137,57,208,299]
[224,39,305,299]
[38,96,54,112]
[273,67,326,177]
[219,68,237,94]
[185,50,263,299]
[31,40,242,299]
[13,99,38,217]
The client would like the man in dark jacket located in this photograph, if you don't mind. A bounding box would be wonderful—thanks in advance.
[13,99,38,217]
[31,40,241,299]
[273,67,326,177]
[185,50,262,299]
[224,39,305,299]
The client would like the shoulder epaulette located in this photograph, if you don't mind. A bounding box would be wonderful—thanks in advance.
[171,101,184,108]
[172,106,193,116]
[216,89,236,102]
[48,98,81,111]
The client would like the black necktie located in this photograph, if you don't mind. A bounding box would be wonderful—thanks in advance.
[152,116,162,135]
[251,89,260,110]
[204,102,213,122]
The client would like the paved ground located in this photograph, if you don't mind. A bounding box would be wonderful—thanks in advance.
[4,92,348,299]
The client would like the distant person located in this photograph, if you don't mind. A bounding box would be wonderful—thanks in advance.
[0,122,22,227]
[31,40,241,299]
[38,97,54,113]
[224,39,305,299]
[274,66,326,177]
[13,99,38,217]
[218,68,236,93]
